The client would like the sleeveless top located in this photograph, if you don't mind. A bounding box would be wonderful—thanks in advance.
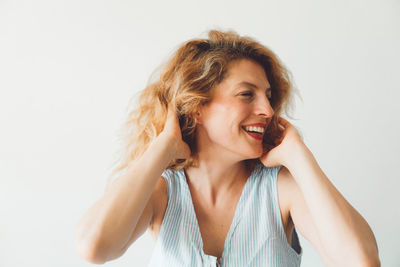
[147,163,302,267]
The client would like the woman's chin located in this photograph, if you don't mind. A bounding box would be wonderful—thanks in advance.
[244,149,263,159]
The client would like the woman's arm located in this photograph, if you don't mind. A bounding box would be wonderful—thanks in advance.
[285,142,380,266]
[261,117,380,266]
[74,133,175,263]
[74,105,191,264]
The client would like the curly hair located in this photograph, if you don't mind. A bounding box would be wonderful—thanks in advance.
[105,28,301,190]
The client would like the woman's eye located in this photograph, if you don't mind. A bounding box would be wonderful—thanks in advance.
[240,92,253,97]
[240,91,272,101]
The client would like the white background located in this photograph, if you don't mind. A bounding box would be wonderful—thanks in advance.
[1,0,399,266]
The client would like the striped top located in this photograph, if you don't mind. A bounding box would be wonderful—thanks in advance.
[147,163,302,267]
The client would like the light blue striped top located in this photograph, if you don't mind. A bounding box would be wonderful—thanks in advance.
[148,163,302,267]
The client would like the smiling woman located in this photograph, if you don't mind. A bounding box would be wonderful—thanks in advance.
[74,29,380,267]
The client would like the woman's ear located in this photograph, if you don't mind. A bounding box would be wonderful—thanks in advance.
[192,111,202,124]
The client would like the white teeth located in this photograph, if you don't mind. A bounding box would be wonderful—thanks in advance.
[243,126,265,133]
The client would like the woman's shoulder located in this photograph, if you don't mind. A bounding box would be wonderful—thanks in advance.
[276,166,295,236]
[148,175,168,239]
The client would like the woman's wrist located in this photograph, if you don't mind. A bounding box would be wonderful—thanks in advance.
[157,131,180,161]
[284,141,314,173]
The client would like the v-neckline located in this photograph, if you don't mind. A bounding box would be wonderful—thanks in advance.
[180,165,258,261]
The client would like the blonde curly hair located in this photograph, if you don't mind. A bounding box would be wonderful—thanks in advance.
[105,28,301,190]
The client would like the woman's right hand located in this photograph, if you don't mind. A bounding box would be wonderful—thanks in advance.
[160,105,191,160]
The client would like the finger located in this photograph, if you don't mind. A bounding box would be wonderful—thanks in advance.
[277,116,289,124]
[277,117,291,128]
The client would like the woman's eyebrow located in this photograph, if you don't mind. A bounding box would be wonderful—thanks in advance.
[236,81,271,93]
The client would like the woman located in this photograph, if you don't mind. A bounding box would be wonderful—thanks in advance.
[75,29,380,266]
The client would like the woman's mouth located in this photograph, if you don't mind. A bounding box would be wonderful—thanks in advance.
[241,126,264,141]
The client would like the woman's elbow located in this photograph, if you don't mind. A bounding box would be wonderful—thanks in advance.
[354,254,381,267]
[75,240,107,264]
[365,257,381,267]
[75,228,107,264]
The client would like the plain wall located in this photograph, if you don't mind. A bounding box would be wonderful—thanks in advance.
[1,0,399,266]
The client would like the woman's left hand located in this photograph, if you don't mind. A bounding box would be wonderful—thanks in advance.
[260,117,305,168]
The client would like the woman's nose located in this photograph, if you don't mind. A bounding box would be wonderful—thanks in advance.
[255,96,274,118]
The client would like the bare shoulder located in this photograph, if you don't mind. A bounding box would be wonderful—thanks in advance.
[277,166,297,205]
[276,166,296,208]
[276,166,296,235]
[148,176,168,239]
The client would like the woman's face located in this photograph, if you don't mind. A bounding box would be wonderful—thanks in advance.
[195,58,275,160]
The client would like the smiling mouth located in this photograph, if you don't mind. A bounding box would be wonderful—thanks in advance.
[241,127,264,140]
